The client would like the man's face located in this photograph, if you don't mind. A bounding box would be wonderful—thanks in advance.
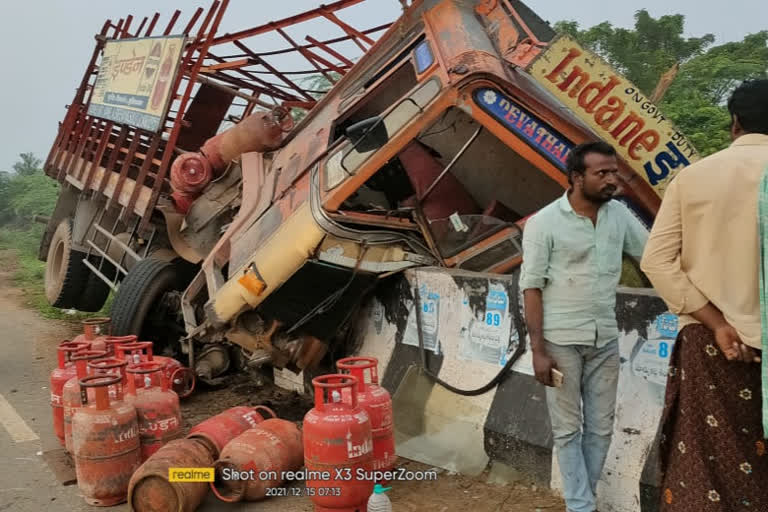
[576,152,619,204]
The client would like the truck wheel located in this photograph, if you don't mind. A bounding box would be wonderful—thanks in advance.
[110,258,186,352]
[74,263,114,312]
[44,219,89,308]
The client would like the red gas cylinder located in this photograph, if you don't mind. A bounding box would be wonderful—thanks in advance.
[187,405,277,459]
[51,341,91,446]
[116,341,196,398]
[73,317,111,352]
[125,362,183,462]
[336,357,396,475]
[170,153,213,214]
[63,349,109,452]
[72,374,141,506]
[211,418,303,502]
[88,357,129,401]
[104,335,137,357]
[304,375,374,512]
[201,108,293,173]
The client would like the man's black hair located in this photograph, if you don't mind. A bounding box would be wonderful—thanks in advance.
[565,141,617,185]
[727,79,768,136]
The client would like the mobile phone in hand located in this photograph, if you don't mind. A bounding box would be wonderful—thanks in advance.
[551,368,564,388]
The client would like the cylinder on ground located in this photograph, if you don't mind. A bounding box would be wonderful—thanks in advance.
[73,317,111,352]
[128,438,213,512]
[51,341,90,446]
[125,361,183,462]
[187,405,277,459]
[62,349,109,452]
[304,374,374,512]
[211,418,303,502]
[337,357,396,475]
[72,374,141,507]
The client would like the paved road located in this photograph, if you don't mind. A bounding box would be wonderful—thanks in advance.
[0,272,309,512]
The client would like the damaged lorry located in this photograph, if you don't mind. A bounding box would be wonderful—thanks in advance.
[39,0,698,388]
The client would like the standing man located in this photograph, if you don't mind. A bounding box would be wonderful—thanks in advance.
[520,141,648,512]
[640,79,768,510]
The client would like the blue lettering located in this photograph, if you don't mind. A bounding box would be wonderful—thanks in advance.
[644,142,690,186]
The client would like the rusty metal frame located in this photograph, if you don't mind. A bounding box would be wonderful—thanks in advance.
[45,0,395,235]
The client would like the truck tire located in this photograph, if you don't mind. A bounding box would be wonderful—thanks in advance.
[44,219,89,309]
[74,265,114,312]
[110,258,182,345]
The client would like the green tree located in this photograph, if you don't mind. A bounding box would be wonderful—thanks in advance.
[554,10,715,96]
[555,13,768,156]
[12,152,42,176]
[0,154,58,227]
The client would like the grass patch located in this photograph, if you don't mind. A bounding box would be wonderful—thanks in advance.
[0,227,112,322]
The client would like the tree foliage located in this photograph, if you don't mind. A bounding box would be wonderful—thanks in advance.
[555,12,768,156]
[0,153,58,227]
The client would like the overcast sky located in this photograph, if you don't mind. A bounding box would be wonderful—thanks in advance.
[0,0,765,172]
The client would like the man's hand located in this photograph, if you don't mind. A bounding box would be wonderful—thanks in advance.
[714,324,761,363]
[532,347,558,387]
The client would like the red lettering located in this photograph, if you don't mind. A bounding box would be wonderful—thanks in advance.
[524,120,537,137]
[505,107,521,125]
[629,130,661,160]
[610,112,646,147]
[578,76,620,114]
[545,47,582,84]
[535,127,548,143]
[541,134,558,152]
[516,112,529,130]
[558,66,590,97]
[594,96,625,130]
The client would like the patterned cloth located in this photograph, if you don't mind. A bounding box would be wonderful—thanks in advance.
[757,166,768,437]
[659,324,767,510]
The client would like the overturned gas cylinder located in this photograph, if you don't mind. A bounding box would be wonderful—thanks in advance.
[210,418,303,502]
[128,438,213,512]
[187,405,276,458]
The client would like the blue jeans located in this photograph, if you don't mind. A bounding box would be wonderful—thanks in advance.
[544,340,619,512]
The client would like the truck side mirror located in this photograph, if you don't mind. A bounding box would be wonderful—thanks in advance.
[345,116,389,153]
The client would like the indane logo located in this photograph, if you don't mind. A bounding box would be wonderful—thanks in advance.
[542,44,695,187]
[347,431,373,459]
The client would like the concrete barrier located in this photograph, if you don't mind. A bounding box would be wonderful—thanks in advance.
[350,267,678,512]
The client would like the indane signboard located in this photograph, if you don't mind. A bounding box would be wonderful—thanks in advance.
[526,34,699,197]
[88,35,185,133]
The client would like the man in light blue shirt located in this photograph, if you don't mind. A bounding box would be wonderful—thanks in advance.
[520,141,648,512]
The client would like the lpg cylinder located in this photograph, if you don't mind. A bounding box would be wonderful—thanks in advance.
[304,374,374,512]
[210,418,303,502]
[125,362,183,462]
[62,349,109,452]
[116,341,196,398]
[336,357,396,474]
[73,317,111,352]
[104,335,137,357]
[200,108,293,173]
[187,405,277,459]
[51,341,90,446]
[88,357,129,401]
[128,438,213,512]
[72,374,140,506]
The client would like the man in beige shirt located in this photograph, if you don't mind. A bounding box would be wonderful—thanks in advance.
[640,79,768,511]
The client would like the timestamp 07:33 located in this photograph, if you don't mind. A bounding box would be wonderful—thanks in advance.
[266,486,342,498]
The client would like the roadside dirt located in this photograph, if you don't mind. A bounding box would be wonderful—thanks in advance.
[1,249,564,511]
